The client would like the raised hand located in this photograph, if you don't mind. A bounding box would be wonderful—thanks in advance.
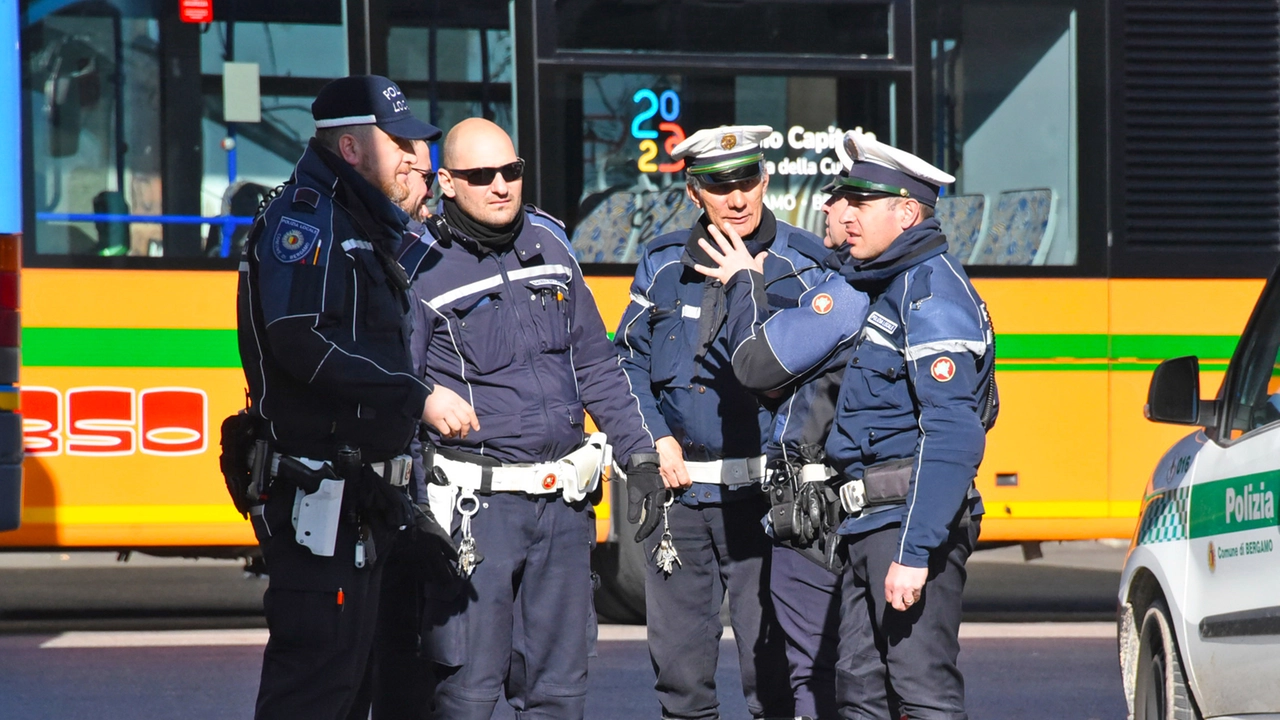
[692,223,767,285]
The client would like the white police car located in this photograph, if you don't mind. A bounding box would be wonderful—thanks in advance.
[1119,273,1280,720]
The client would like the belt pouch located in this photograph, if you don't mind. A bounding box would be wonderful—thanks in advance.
[862,457,915,506]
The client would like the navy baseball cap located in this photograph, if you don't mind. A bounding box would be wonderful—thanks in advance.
[312,75,442,141]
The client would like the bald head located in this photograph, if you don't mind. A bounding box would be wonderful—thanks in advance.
[438,118,523,228]
[441,118,515,171]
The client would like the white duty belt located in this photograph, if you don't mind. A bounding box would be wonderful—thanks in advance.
[683,455,767,486]
[431,432,610,504]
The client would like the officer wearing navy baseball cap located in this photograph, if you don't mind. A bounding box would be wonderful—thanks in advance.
[234,74,454,720]
[311,75,442,141]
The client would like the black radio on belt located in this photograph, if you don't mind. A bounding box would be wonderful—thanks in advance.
[766,462,824,547]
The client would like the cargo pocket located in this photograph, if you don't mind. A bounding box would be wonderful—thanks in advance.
[846,343,906,411]
[524,279,571,353]
[648,308,689,384]
[453,294,516,374]
[353,252,406,333]
[420,583,470,668]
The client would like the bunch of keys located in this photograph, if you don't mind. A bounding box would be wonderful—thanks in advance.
[456,491,483,578]
[651,491,682,576]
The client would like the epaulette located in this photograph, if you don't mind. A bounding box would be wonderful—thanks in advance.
[524,204,565,230]
[645,229,689,253]
[781,224,830,265]
[292,187,321,211]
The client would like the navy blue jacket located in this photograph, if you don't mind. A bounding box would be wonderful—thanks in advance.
[399,206,654,466]
[715,264,869,464]
[616,212,827,501]
[827,219,998,567]
[237,140,429,462]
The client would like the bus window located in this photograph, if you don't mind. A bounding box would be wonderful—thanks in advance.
[557,72,894,264]
[26,3,166,257]
[554,0,891,58]
[928,1,1081,267]
[198,5,346,259]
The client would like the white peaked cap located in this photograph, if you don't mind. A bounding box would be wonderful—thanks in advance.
[843,130,955,186]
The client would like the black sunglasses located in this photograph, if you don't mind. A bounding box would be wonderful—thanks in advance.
[444,159,525,186]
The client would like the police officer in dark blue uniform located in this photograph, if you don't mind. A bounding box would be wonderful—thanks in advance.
[824,131,997,720]
[397,118,660,720]
[691,173,870,720]
[236,75,447,720]
[616,125,828,720]
[696,129,997,719]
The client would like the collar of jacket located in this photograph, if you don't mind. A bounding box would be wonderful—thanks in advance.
[303,139,411,249]
[681,207,777,270]
[434,205,548,261]
[838,218,947,292]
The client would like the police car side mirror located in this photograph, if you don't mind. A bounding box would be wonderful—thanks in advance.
[1146,356,1214,426]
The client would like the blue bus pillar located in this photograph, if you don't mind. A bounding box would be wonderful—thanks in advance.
[0,0,24,532]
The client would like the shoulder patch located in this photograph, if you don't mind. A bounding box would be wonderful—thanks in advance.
[867,311,899,335]
[273,216,322,263]
[930,356,956,382]
[811,292,834,314]
[292,187,321,210]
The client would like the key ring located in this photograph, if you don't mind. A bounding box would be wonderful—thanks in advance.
[662,489,675,508]
[456,490,480,517]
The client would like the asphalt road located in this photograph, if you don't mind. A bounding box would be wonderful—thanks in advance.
[0,630,1124,720]
[0,542,1130,718]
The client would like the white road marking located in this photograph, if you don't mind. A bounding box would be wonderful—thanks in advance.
[960,622,1116,639]
[38,622,1114,648]
[40,629,270,648]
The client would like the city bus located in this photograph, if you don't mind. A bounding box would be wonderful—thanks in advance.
[9,0,1278,619]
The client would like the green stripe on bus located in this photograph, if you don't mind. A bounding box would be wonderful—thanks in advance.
[22,328,241,368]
[16,328,1243,370]
[1110,334,1238,361]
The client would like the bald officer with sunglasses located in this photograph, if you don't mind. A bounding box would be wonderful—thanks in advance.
[396,118,661,720]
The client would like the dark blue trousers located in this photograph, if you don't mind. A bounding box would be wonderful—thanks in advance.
[771,543,841,719]
[834,518,980,720]
[427,493,596,720]
[643,495,792,720]
[252,489,385,720]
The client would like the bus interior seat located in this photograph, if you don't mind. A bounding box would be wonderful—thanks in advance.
[969,188,1057,266]
[572,189,700,263]
[934,194,988,263]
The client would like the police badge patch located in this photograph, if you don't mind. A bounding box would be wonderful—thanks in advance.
[272,217,322,263]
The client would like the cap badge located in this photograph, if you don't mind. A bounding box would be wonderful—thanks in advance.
[720,134,737,150]
[811,293,834,315]
[930,357,956,383]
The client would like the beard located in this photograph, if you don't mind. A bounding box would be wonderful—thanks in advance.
[381,178,411,205]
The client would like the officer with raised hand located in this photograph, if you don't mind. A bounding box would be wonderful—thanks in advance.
[826,130,996,719]
[235,75,449,720]
[397,117,659,720]
[616,125,827,720]
[692,163,870,720]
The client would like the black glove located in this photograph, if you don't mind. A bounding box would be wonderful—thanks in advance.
[403,502,463,589]
[624,452,667,543]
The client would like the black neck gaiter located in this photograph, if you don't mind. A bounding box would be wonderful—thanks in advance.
[442,197,525,252]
